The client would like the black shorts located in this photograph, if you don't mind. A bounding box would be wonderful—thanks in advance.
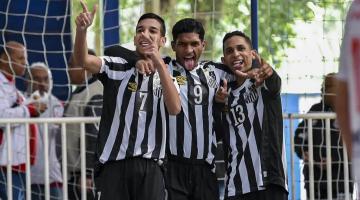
[226,184,288,200]
[94,157,165,200]
[165,156,219,200]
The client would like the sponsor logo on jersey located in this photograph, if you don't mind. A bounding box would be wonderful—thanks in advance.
[176,76,187,85]
[153,87,163,97]
[128,82,138,92]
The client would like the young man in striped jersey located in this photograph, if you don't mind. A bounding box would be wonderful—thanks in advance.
[73,1,181,199]
[137,18,233,200]
[163,18,231,200]
[219,31,288,200]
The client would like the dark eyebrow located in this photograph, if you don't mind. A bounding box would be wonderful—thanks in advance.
[236,44,246,48]
[136,25,160,31]
[149,26,160,31]
[224,46,233,51]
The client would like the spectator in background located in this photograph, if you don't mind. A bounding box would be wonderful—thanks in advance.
[336,1,360,199]
[295,73,353,199]
[65,49,102,200]
[0,41,47,199]
[25,62,64,200]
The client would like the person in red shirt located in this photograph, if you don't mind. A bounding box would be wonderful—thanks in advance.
[0,41,46,200]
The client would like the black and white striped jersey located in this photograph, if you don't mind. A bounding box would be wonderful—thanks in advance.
[222,79,265,197]
[96,56,173,164]
[166,60,231,167]
[222,71,287,197]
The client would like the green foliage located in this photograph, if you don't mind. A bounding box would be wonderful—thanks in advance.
[72,0,102,54]
[119,0,144,43]
[72,0,350,68]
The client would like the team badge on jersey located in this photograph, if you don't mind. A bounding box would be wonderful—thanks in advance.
[128,82,138,92]
[243,84,259,104]
[152,72,163,97]
[204,68,218,88]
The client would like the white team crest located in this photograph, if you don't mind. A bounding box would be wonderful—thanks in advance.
[153,71,162,97]
[243,84,259,104]
[203,66,218,88]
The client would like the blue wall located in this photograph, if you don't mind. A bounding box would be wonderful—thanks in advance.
[282,93,321,199]
[103,0,120,48]
[282,94,302,199]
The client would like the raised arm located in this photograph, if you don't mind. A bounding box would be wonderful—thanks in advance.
[73,0,102,74]
[141,35,180,115]
[155,59,181,115]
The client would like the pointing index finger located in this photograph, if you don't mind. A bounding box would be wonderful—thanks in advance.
[91,4,98,16]
[254,52,262,66]
[222,79,228,90]
[80,0,89,13]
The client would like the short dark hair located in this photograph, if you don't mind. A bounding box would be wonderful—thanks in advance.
[137,13,166,36]
[172,18,205,42]
[222,31,253,51]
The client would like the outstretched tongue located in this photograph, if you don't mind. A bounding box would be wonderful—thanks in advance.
[184,59,195,69]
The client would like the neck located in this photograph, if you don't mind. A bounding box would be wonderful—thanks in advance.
[137,53,148,60]
[235,75,247,87]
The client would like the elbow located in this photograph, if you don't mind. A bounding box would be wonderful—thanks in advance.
[168,103,181,115]
[68,68,87,84]
[165,93,181,115]
[167,97,181,115]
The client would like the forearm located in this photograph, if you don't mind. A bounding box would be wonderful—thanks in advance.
[264,69,281,96]
[73,28,88,70]
[156,60,181,115]
[336,81,352,157]
[73,28,101,74]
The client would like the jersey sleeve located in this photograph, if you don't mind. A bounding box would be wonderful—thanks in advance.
[104,45,138,66]
[97,56,135,84]
[206,62,236,89]
[98,45,138,83]
[263,69,282,97]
